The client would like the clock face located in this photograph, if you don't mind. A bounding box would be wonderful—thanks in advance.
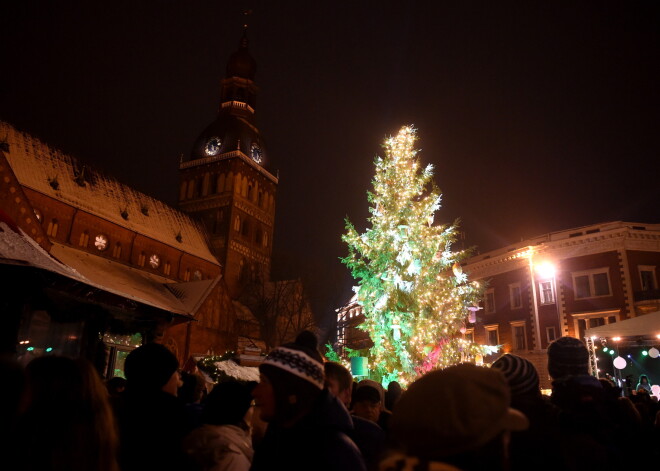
[204,137,222,156]
[94,234,108,251]
[250,143,263,164]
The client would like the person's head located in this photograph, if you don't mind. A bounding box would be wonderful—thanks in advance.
[178,371,206,404]
[639,374,649,385]
[324,361,353,407]
[390,363,528,470]
[491,354,540,400]
[547,336,589,380]
[357,379,386,411]
[124,343,180,395]
[202,380,256,428]
[105,377,127,398]
[253,330,324,425]
[24,356,119,471]
[385,380,402,411]
[351,384,381,423]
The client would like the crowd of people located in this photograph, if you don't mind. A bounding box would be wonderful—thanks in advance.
[1,333,659,471]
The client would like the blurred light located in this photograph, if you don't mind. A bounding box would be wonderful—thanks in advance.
[536,261,556,279]
[590,336,597,340]
[642,350,648,356]
[609,349,615,355]
[627,354,632,358]
[612,337,621,342]
[26,347,34,351]
[602,345,609,350]
[46,347,53,352]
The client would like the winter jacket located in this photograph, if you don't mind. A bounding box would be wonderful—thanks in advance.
[250,389,366,471]
[184,424,253,471]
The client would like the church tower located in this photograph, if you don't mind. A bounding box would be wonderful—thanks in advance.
[179,28,277,297]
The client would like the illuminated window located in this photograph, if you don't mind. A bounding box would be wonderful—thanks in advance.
[234,216,241,232]
[149,254,160,269]
[572,268,611,299]
[184,268,190,281]
[94,234,108,251]
[485,324,499,345]
[509,283,522,309]
[112,243,122,258]
[78,231,89,247]
[164,262,171,276]
[484,289,496,314]
[138,252,146,267]
[539,280,555,305]
[263,231,268,248]
[46,219,58,237]
[511,321,526,350]
[639,266,657,291]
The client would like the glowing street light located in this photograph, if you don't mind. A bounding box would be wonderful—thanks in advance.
[535,261,556,279]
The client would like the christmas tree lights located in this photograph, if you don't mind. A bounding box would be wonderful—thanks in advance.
[342,126,488,384]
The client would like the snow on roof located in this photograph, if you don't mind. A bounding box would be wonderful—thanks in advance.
[1,121,218,265]
[50,242,205,316]
[213,359,260,382]
[0,221,85,281]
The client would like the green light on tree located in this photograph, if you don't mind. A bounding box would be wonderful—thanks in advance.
[342,126,487,385]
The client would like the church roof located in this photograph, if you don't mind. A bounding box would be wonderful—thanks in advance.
[0,121,219,265]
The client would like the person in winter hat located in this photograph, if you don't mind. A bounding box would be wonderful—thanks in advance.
[546,336,589,380]
[382,363,528,471]
[250,331,366,471]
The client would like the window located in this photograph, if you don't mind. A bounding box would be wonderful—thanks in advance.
[485,325,499,345]
[164,262,171,276]
[184,268,191,282]
[202,173,210,196]
[511,321,526,351]
[263,231,269,248]
[484,289,496,314]
[94,234,108,251]
[46,219,58,237]
[539,280,555,304]
[639,266,657,291]
[546,326,557,343]
[179,181,187,200]
[572,268,611,299]
[509,283,522,309]
[217,174,225,193]
[78,231,90,247]
[112,243,122,258]
[149,254,160,269]
[138,252,146,267]
[234,216,241,232]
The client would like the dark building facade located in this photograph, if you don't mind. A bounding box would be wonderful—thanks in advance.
[178,30,278,299]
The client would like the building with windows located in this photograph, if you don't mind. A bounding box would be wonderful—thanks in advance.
[463,221,660,387]
[335,221,660,387]
[0,29,281,373]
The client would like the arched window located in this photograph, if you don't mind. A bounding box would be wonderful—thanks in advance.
[241,177,248,197]
[202,172,210,196]
[46,219,58,237]
[187,179,195,199]
[234,216,241,232]
[184,268,191,281]
[234,173,242,194]
[258,191,263,207]
[179,181,187,200]
[217,173,225,193]
[255,227,262,245]
[78,230,89,247]
[226,172,233,191]
[138,252,146,267]
[164,261,171,276]
[113,242,122,258]
[263,231,269,248]
[241,219,249,237]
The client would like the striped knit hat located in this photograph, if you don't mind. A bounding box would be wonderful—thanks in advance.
[261,345,324,389]
[491,354,540,396]
[547,336,589,380]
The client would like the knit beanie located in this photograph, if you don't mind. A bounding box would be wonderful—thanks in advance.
[547,336,589,380]
[124,343,179,391]
[259,331,324,423]
[491,354,540,397]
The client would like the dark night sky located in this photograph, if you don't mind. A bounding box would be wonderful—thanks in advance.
[2,1,659,330]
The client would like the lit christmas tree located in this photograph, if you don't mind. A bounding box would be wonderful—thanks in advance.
[342,126,487,385]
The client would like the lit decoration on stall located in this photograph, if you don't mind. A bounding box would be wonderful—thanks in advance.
[648,347,659,359]
[342,126,490,384]
[613,356,626,370]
